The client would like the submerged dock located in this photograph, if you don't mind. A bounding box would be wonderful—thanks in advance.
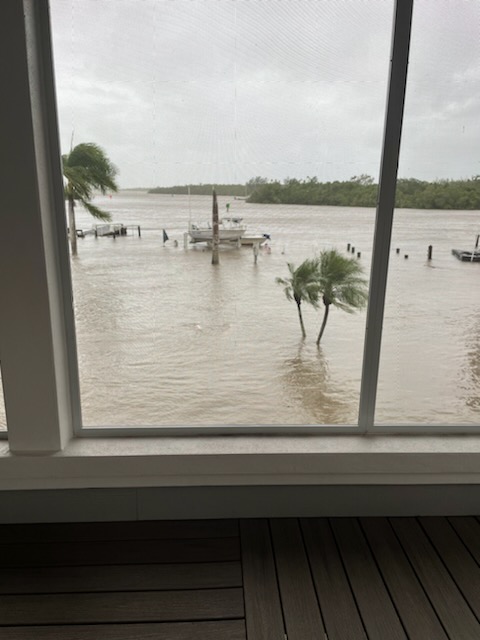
[452,249,480,262]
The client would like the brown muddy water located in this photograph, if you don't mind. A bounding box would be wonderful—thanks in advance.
[2,191,479,429]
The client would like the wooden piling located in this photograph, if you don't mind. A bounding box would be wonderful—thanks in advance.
[404,254,408,259]
[351,246,355,254]
[428,245,432,260]
[357,252,361,258]
[253,243,259,264]
[211,188,219,265]
[396,248,400,254]
[476,234,479,248]
[347,243,351,251]
[138,225,141,237]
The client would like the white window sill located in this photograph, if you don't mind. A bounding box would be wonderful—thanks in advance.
[1,434,480,490]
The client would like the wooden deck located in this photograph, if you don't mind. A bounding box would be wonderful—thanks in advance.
[0,517,479,639]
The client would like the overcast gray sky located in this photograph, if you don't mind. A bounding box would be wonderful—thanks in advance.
[50,0,480,189]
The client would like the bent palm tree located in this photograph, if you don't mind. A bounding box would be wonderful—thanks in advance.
[315,249,368,345]
[276,259,320,338]
[63,143,118,255]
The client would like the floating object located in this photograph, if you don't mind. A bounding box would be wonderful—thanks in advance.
[452,249,480,262]
[404,254,409,259]
[239,233,271,246]
[163,229,169,243]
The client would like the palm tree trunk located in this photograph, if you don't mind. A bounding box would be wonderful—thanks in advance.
[68,195,77,256]
[316,303,329,345]
[296,301,306,339]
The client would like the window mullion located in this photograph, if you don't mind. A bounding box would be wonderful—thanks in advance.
[358,0,414,432]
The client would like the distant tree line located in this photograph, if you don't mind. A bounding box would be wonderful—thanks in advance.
[149,184,247,196]
[246,175,480,210]
[148,177,268,198]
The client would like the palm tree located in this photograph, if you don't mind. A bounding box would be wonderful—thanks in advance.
[63,143,118,255]
[276,259,320,339]
[315,249,368,345]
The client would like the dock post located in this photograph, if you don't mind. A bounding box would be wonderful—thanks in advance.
[347,243,351,251]
[138,226,141,237]
[351,246,355,254]
[183,232,188,250]
[253,243,259,264]
[396,248,400,254]
[476,234,479,248]
[357,251,361,258]
[404,254,408,259]
[428,245,432,260]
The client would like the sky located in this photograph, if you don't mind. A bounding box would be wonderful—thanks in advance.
[49,0,480,189]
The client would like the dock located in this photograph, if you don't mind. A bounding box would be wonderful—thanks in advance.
[452,249,480,262]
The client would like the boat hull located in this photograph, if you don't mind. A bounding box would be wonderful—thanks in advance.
[189,228,245,243]
[238,235,270,246]
[188,219,246,244]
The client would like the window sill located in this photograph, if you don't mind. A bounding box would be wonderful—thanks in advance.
[1,434,480,490]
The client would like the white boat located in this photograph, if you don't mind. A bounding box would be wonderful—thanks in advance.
[188,217,246,244]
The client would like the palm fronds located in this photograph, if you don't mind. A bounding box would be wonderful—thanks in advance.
[277,250,368,344]
[63,143,119,254]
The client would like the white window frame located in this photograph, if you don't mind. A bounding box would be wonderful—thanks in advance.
[0,0,479,506]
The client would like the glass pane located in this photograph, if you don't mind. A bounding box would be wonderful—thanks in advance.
[375,0,480,425]
[50,0,392,427]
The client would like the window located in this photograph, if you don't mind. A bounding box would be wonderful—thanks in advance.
[1,0,479,453]
[375,0,480,426]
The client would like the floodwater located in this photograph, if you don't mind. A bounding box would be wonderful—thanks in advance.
[66,191,480,427]
[2,191,478,430]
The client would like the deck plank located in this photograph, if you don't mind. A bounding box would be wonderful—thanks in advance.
[330,517,407,640]
[270,518,325,640]
[420,517,480,618]
[360,517,448,640]
[0,561,242,595]
[0,620,246,640]
[0,537,239,568]
[0,520,239,543]
[0,588,244,625]
[240,519,284,640]
[390,517,480,640]
[300,518,367,640]
[448,516,480,565]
